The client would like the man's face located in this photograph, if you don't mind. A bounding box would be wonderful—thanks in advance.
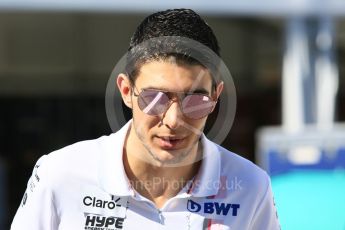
[120,60,221,167]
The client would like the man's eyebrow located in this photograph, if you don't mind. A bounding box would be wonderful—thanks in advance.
[141,86,210,94]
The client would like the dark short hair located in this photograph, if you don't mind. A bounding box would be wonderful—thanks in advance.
[125,9,220,85]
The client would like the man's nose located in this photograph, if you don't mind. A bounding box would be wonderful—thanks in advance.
[161,101,184,129]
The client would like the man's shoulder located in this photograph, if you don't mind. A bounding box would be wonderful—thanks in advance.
[215,144,270,187]
[49,135,109,162]
[33,134,113,180]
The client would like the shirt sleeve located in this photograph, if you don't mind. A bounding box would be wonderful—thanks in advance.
[11,155,58,230]
[249,174,281,230]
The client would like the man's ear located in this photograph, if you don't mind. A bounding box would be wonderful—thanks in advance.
[214,81,224,100]
[117,73,133,109]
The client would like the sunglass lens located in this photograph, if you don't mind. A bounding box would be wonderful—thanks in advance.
[182,95,215,119]
[138,90,169,115]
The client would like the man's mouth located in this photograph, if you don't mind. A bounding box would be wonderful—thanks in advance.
[156,136,185,149]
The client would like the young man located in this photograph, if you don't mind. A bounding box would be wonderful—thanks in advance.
[12,9,280,229]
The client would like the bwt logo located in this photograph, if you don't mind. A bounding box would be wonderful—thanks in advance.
[84,214,124,230]
[187,200,240,216]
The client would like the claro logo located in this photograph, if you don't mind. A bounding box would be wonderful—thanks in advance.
[83,196,121,210]
[187,200,240,216]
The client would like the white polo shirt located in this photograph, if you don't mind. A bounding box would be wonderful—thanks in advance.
[11,121,280,230]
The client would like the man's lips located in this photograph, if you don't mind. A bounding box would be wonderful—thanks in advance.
[155,136,186,149]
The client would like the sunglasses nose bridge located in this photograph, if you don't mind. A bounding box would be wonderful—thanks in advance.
[161,99,184,129]
[161,94,181,113]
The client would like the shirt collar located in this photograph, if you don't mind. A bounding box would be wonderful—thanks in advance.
[186,133,221,197]
[99,120,221,198]
[99,120,133,196]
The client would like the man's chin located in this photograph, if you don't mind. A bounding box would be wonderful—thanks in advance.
[148,148,195,167]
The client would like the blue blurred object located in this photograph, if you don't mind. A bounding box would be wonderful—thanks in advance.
[272,170,345,230]
[257,125,345,230]
[268,147,345,176]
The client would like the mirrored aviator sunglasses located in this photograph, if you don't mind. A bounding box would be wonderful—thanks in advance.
[135,89,216,120]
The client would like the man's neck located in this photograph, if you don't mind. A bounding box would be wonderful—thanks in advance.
[123,152,201,207]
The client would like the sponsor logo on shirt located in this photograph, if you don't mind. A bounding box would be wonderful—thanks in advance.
[83,196,121,210]
[34,164,40,182]
[84,213,124,230]
[21,162,42,207]
[21,192,28,207]
[187,199,240,216]
[82,195,128,223]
